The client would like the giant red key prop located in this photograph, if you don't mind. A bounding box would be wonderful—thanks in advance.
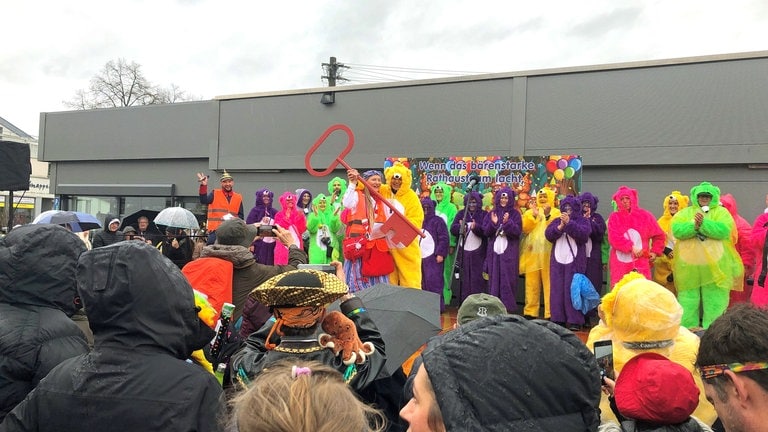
[305,124,424,245]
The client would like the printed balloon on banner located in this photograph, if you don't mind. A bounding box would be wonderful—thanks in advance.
[557,158,568,169]
[569,158,582,172]
[546,160,558,173]
[554,169,565,181]
[564,166,576,179]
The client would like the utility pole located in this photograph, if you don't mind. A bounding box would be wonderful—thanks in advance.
[322,56,348,87]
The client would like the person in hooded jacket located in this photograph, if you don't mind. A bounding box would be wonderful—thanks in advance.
[0,241,223,432]
[431,182,458,305]
[607,186,666,288]
[420,198,449,312]
[246,188,278,265]
[400,315,602,432]
[92,215,123,248]
[0,225,90,423]
[450,191,488,302]
[546,195,592,330]
[481,187,522,312]
[671,182,742,329]
[750,209,768,306]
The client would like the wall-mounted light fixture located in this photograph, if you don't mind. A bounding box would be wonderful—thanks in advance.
[320,92,335,105]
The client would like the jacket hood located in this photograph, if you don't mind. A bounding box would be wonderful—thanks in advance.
[579,192,599,212]
[254,188,274,208]
[327,177,348,196]
[420,197,437,218]
[103,214,120,232]
[612,186,639,213]
[492,187,516,211]
[77,241,206,358]
[689,182,721,210]
[0,224,87,315]
[295,189,313,210]
[422,315,601,431]
[384,162,413,195]
[719,193,738,217]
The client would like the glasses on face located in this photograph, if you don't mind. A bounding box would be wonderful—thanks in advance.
[699,362,768,380]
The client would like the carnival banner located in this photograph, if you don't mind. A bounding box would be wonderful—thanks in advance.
[384,155,582,211]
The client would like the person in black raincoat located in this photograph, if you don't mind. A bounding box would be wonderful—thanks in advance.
[400,315,602,432]
[0,225,89,423]
[92,214,123,248]
[1,241,223,432]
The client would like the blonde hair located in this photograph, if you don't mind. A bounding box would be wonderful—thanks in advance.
[230,359,386,432]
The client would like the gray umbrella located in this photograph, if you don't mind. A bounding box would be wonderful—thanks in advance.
[329,283,442,376]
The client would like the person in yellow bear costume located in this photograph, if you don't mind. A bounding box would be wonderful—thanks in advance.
[520,188,561,319]
[380,162,424,288]
[587,272,717,426]
[653,191,690,295]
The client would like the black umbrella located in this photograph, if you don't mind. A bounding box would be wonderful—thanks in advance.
[120,209,160,231]
[329,283,442,376]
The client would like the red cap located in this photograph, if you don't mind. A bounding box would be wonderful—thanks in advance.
[615,353,699,424]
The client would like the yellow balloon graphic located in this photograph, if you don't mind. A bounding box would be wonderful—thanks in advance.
[554,169,565,181]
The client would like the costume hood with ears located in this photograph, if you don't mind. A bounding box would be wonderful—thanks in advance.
[383,162,413,196]
[278,191,298,210]
[689,181,721,210]
[612,186,639,213]
[578,192,599,212]
[254,188,274,208]
[0,224,87,317]
[77,241,213,358]
[490,187,517,218]
[463,191,484,215]
[420,197,437,218]
[536,187,557,208]
[658,191,690,233]
[327,177,347,196]
[558,195,583,219]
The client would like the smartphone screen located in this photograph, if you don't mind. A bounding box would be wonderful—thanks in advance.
[594,340,615,380]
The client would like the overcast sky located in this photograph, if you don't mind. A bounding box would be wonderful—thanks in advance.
[2,0,767,136]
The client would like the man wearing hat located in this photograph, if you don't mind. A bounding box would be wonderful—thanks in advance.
[671,181,743,329]
[197,169,244,245]
[230,268,385,393]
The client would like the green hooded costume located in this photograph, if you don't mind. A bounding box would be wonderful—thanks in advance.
[306,194,343,264]
[671,181,743,329]
[431,182,458,303]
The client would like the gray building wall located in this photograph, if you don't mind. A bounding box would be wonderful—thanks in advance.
[39,51,768,220]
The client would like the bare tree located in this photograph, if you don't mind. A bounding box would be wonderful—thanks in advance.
[64,58,194,109]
